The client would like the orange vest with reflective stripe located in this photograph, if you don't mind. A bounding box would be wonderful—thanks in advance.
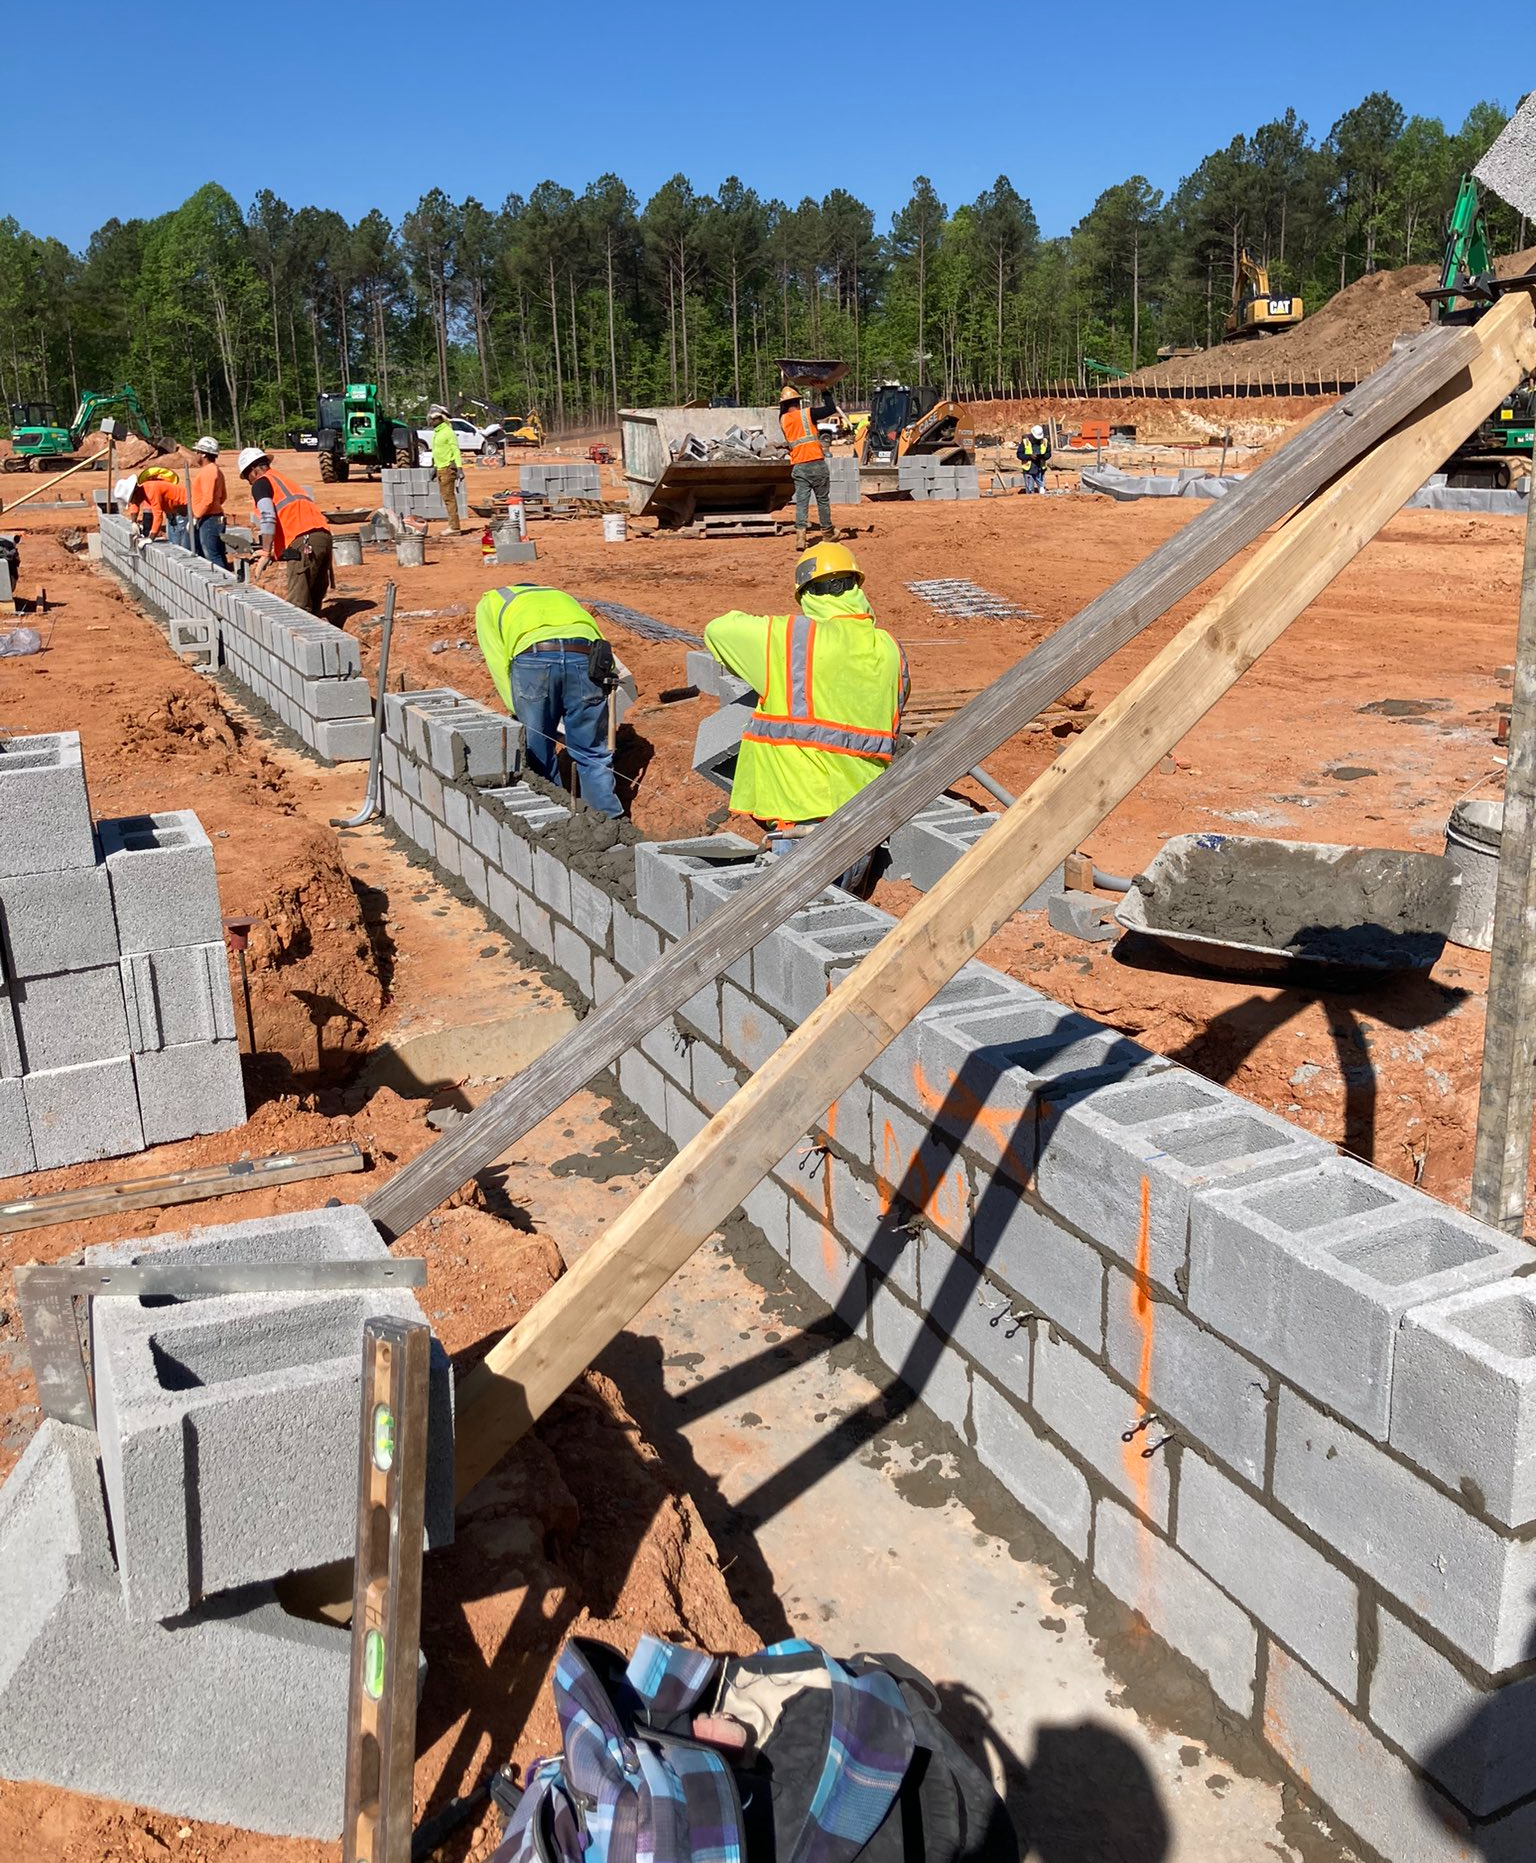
[780,403,825,467]
[261,469,330,554]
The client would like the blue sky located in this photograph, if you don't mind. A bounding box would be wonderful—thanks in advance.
[11,2,1515,250]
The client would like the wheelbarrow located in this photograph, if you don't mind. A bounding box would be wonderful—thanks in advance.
[1114,833,1461,978]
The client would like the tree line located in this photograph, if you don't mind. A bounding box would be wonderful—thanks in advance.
[0,91,1527,446]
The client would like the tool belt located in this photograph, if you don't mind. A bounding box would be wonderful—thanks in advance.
[279,529,327,563]
[517,637,620,692]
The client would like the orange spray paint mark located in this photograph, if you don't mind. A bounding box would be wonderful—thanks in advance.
[820,1105,839,1280]
[911,1060,1035,1187]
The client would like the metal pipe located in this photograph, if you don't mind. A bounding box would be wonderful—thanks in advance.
[967,763,1016,808]
[330,582,396,827]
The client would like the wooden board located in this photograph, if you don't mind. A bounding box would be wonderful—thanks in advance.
[365,320,1486,1245]
[1472,457,1536,1229]
[446,291,1536,1495]
[0,1143,365,1235]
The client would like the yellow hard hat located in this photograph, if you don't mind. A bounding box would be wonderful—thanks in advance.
[794,540,863,590]
[779,382,803,401]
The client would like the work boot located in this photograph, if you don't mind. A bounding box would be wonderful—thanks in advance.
[794,530,807,552]
[819,525,838,545]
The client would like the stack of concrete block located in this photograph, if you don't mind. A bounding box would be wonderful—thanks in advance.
[897,459,981,501]
[827,456,861,504]
[381,465,468,523]
[0,734,245,1176]
[0,1204,455,1837]
[518,462,602,499]
[97,514,375,764]
[363,762,1536,1863]
[686,649,757,792]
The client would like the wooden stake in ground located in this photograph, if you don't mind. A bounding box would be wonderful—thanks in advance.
[450,288,1536,1499]
[1471,474,1536,1232]
[366,322,1484,1245]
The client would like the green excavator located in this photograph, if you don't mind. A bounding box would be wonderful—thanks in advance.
[1426,176,1534,487]
[4,386,166,473]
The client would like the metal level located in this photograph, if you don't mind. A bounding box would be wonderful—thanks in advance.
[342,1318,430,1863]
[16,1257,428,1430]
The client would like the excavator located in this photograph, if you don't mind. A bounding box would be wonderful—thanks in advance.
[4,386,167,473]
[1423,176,1534,487]
[1222,250,1304,341]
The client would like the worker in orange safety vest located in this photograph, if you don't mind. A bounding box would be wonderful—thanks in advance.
[779,383,834,551]
[238,447,334,617]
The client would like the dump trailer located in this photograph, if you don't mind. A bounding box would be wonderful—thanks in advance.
[620,406,793,529]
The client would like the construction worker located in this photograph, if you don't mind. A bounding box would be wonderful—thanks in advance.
[780,384,833,550]
[190,437,229,570]
[704,542,907,896]
[1017,424,1052,494]
[474,583,623,819]
[429,405,464,535]
[238,448,334,617]
[126,471,189,547]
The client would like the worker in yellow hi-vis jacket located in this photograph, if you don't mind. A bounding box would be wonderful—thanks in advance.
[474,583,623,817]
[704,541,908,896]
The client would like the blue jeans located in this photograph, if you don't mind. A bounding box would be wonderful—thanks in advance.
[1023,461,1046,493]
[767,832,874,897]
[166,515,190,548]
[195,515,229,570]
[510,650,623,818]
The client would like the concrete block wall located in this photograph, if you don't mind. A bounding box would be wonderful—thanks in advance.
[0,1203,454,1836]
[98,514,374,763]
[367,752,1536,1863]
[0,735,245,1176]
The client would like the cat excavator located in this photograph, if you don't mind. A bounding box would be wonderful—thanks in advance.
[1222,251,1304,341]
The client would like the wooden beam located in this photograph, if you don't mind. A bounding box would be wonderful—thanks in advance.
[3,448,111,511]
[449,289,1536,1498]
[366,323,1485,1245]
[1471,467,1536,1230]
[0,1142,365,1235]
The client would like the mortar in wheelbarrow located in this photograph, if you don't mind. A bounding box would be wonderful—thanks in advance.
[1114,833,1460,977]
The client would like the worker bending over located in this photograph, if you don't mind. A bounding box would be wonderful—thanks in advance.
[126,471,188,547]
[238,448,334,617]
[191,437,229,570]
[705,542,907,897]
[475,583,624,819]
[429,405,464,535]
[1017,424,1051,494]
[780,384,833,550]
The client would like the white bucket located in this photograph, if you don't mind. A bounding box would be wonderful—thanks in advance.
[332,533,363,568]
[602,513,627,544]
[396,535,425,568]
[1444,797,1502,951]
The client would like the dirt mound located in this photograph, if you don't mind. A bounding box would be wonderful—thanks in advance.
[1130,246,1536,389]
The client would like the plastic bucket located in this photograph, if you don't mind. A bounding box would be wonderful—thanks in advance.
[1444,797,1502,951]
[505,494,527,540]
[396,535,425,568]
[602,513,627,544]
[332,533,363,567]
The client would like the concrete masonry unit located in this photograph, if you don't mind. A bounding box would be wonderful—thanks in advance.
[0,1204,453,1836]
[0,733,246,1174]
[362,678,1536,1863]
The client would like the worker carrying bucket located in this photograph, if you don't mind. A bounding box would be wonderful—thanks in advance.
[704,541,908,898]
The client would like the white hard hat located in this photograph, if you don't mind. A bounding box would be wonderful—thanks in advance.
[113,476,138,504]
[194,435,220,457]
[428,404,450,420]
[1031,425,1045,439]
[236,446,270,476]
